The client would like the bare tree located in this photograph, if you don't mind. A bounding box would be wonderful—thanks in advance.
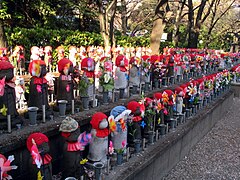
[150,0,170,55]
[187,0,215,48]
[172,0,187,47]
[97,0,117,48]
[204,0,236,47]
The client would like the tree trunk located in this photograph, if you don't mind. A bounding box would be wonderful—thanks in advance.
[150,0,169,55]
[98,0,110,48]
[172,0,186,47]
[0,20,6,47]
[121,0,127,35]
[150,18,165,55]
[99,13,110,48]
[188,29,199,48]
[110,1,117,47]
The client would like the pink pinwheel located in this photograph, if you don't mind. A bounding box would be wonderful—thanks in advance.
[31,141,42,169]
[0,154,17,180]
[78,131,92,148]
[109,141,114,155]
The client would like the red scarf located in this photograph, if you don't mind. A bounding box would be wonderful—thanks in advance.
[119,67,127,72]
[132,116,142,122]
[96,128,110,138]
[33,77,47,85]
[67,141,84,151]
[32,154,52,165]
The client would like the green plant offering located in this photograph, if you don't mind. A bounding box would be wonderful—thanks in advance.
[78,76,89,97]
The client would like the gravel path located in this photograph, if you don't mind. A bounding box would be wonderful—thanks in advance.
[163,97,240,180]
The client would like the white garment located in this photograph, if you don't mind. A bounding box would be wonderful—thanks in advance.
[129,66,140,87]
[114,67,128,89]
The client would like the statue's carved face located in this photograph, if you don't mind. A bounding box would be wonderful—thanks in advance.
[99,119,108,129]
[37,142,50,155]
[134,107,141,116]
[0,68,14,81]
[65,128,80,142]
[63,64,73,76]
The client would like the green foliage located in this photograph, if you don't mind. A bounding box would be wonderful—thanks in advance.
[145,108,156,128]
[5,27,103,59]
[116,35,150,47]
[78,76,89,97]
[0,1,11,20]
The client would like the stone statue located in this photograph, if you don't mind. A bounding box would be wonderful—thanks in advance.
[114,55,128,91]
[109,106,131,150]
[56,58,74,112]
[88,112,110,164]
[28,60,51,118]
[129,57,140,90]
[0,61,23,129]
[59,117,84,179]
[127,101,145,145]
[26,132,52,180]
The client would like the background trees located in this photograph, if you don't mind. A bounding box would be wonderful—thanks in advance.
[0,0,239,54]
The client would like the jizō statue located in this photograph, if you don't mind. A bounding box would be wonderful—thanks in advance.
[114,55,128,90]
[26,133,53,180]
[88,112,110,164]
[0,61,23,129]
[59,117,84,179]
[56,58,74,112]
[28,60,51,117]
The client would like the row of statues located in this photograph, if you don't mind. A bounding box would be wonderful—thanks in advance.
[0,48,239,130]
[8,67,231,180]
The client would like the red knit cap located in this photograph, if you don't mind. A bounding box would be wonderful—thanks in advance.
[154,92,162,100]
[58,58,73,72]
[141,55,150,61]
[164,89,173,97]
[26,133,49,152]
[175,87,183,94]
[0,61,14,70]
[145,97,153,107]
[180,83,188,88]
[150,55,159,64]
[129,57,135,64]
[81,57,94,69]
[115,55,128,67]
[127,101,141,114]
[90,112,109,138]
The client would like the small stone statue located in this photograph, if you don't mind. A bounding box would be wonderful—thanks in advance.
[68,46,78,67]
[114,55,128,94]
[56,58,74,111]
[174,87,184,114]
[28,60,50,115]
[141,55,151,91]
[30,46,40,62]
[127,101,145,145]
[129,57,140,92]
[26,132,52,180]
[88,112,110,164]
[153,92,165,126]
[81,57,95,101]
[162,90,175,123]
[0,61,22,129]
[44,46,53,71]
[109,106,131,150]
[59,116,84,179]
